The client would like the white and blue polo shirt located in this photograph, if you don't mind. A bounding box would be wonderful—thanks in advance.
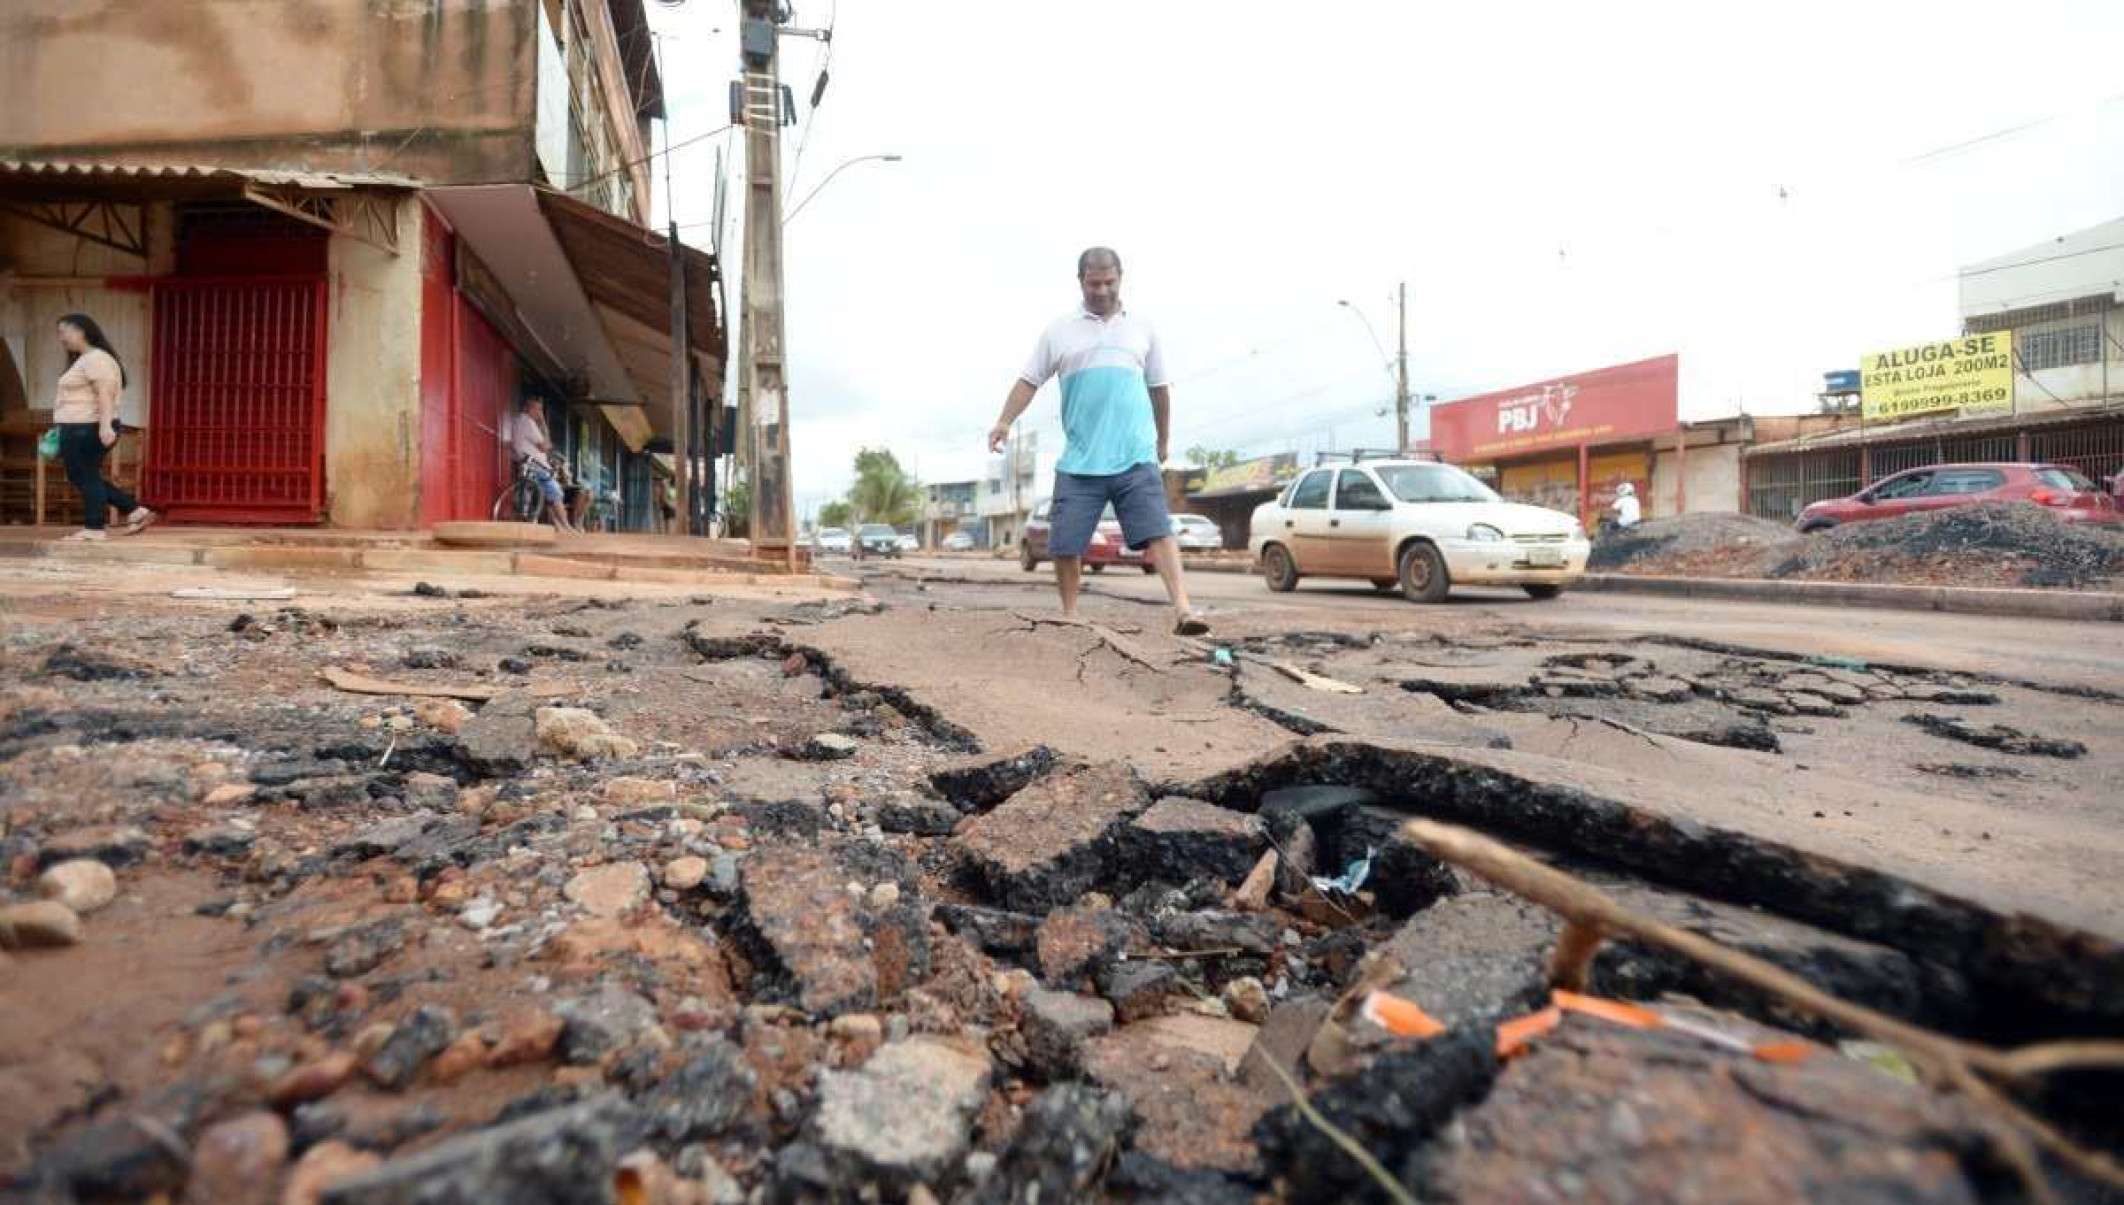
[1019,307,1169,477]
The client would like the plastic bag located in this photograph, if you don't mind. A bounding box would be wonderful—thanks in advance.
[37,428,61,460]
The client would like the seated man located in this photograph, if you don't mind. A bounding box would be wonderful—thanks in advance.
[509,397,578,533]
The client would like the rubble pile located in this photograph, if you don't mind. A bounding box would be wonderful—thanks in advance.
[1597,502,2124,589]
[1,591,2118,1205]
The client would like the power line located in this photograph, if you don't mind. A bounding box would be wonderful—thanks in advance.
[566,122,735,195]
[1957,240,2124,280]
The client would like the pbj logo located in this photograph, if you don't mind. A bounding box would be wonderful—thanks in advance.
[1497,383,1577,435]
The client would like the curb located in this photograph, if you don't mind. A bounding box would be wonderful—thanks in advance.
[1579,573,2124,622]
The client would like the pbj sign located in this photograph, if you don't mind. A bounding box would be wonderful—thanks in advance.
[1429,355,1678,463]
[1860,334,2014,421]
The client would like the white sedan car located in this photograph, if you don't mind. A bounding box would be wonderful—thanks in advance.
[1170,513,1225,552]
[1248,459,1589,602]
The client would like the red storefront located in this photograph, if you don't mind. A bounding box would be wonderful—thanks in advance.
[1428,354,1680,527]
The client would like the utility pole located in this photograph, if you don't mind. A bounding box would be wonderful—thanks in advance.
[736,0,797,568]
[1394,280,1411,453]
[657,33,692,535]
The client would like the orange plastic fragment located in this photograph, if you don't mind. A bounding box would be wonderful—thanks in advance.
[1495,1006,1562,1058]
[1750,1040,1816,1064]
[1361,990,1447,1038]
[1552,989,1664,1030]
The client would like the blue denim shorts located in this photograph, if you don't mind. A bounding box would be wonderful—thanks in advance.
[1049,462,1172,557]
[526,463,564,505]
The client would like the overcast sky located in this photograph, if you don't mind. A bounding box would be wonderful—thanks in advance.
[647,1,2124,517]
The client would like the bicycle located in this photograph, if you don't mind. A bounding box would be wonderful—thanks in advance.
[491,458,548,524]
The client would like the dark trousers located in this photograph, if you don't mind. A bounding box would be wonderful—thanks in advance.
[57,423,139,531]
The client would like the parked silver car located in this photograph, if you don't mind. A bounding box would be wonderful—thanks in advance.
[1171,513,1225,552]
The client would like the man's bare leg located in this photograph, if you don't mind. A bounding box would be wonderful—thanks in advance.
[1145,536,1208,634]
[1053,555,1083,618]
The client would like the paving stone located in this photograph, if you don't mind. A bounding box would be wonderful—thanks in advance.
[1151,910,1283,957]
[795,732,860,761]
[36,824,151,869]
[812,1036,992,1183]
[934,903,1041,958]
[318,1097,644,1205]
[453,692,539,775]
[563,862,651,918]
[1122,796,1267,887]
[928,745,1059,813]
[1095,959,1185,1023]
[183,822,257,856]
[876,795,964,836]
[1373,891,1558,1028]
[734,842,927,1017]
[1783,691,1844,718]
[331,813,443,861]
[1082,1019,1269,1175]
[554,984,668,1066]
[641,1039,756,1143]
[1236,995,1333,1102]
[952,763,1149,912]
[1623,676,1695,703]
[363,1005,456,1090]
[1019,987,1115,1079]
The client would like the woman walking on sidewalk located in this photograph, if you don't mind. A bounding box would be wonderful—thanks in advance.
[51,313,155,541]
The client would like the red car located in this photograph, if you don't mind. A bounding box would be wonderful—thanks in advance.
[1020,499,1158,574]
[1795,462,2122,532]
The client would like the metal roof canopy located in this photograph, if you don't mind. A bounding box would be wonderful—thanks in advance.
[0,160,417,256]
[1745,400,2124,458]
[427,185,724,454]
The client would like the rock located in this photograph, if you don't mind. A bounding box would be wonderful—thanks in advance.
[928,745,1059,813]
[796,732,860,761]
[1809,680,1870,706]
[535,706,640,760]
[971,1083,1131,1205]
[410,698,472,734]
[1421,1018,2005,1203]
[1221,977,1270,1024]
[866,881,901,910]
[1123,796,1268,887]
[332,812,443,861]
[184,1111,289,1205]
[812,1036,992,1183]
[1624,675,1696,703]
[934,903,1042,958]
[317,1096,644,1205]
[270,1052,360,1108]
[1021,987,1116,1079]
[401,646,461,670]
[454,692,539,775]
[1035,903,1144,984]
[1902,713,2085,759]
[1255,1027,1499,1202]
[1727,686,1790,713]
[563,862,651,918]
[662,855,709,891]
[952,763,1150,912]
[36,859,117,914]
[324,918,406,979]
[363,1005,455,1090]
[1151,909,1282,957]
[283,1141,382,1205]
[1784,691,1844,717]
[485,1010,565,1069]
[877,795,964,836]
[497,656,533,675]
[0,899,82,949]
[428,1031,489,1084]
[641,1040,756,1142]
[204,782,257,806]
[1096,959,1184,1023]
[1083,1018,1270,1174]
[1231,850,1277,911]
[184,822,257,856]
[734,843,927,1018]
[1237,996,1334,1102]
[458,898,501,930]
[399,771,459,809]
[1275,820,1318,899]
[828,1013,884,1044]
[554,985,667,1066]
[602,776,674,805]
[38,823,151,868]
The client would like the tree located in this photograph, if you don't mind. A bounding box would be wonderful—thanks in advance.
[817,500,852,529]
[846,448,922,526]
[722,479,750,537]
[1185,445,1243,470]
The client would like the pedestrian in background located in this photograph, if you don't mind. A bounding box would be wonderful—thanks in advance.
[1611,481,1642,530]
[509,396,579,533]
[51,313,155,542]
[989,247,1208,635]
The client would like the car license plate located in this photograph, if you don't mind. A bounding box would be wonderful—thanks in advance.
[1526,547,1564,567]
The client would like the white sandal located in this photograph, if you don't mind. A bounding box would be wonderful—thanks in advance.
[62,529,107,542]
[121,508,159,536]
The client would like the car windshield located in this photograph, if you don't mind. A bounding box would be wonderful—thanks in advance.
[1376,464,1500,504]
[819,528,846,538]
[2036,468,2095,491]
[859,525,895,538]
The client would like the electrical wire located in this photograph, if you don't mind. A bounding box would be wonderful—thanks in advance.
[783,0,837,207]
[567,122,735,195]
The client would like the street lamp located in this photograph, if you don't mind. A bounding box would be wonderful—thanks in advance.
[783,153,903,224]
[1335,299,1398,391]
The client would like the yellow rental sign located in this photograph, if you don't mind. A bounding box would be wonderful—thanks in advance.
[1860,333,2015,421]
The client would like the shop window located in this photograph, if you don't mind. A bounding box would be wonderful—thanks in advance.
[2019,324,2100,371]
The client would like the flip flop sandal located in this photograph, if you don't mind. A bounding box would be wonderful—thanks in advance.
[61,530,107,542]
[122,510,160,536]
[1173,612,1210,637]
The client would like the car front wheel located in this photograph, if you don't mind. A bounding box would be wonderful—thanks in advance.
[1261,544,1299,593]
[1397,541,1451,604]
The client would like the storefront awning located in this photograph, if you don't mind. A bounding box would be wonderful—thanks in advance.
[1744,400,2124,458]
[0,159,417,257]
[425,185,723,454]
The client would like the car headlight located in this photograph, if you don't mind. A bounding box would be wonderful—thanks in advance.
[1467,523,1505,543]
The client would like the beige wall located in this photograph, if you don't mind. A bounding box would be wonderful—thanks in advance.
[323,198,425,529]
[0,205,175,427]
[0,0,535,184]
[1651,441,1743,516]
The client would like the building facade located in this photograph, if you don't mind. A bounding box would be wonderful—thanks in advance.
[0,0,721,531]
[921,480,978,548]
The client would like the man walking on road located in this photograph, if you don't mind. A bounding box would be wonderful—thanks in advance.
[989,247,1208,636]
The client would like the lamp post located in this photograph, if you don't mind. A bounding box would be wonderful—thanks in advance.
[1338,287,1413,451]
[783,153,903,224]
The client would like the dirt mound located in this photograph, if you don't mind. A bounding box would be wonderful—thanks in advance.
[1768,503,2124,589]
[1588,513,1796,572]
[1602,503,2124,590]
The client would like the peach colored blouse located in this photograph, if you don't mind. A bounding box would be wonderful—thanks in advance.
[52,348,122,424]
